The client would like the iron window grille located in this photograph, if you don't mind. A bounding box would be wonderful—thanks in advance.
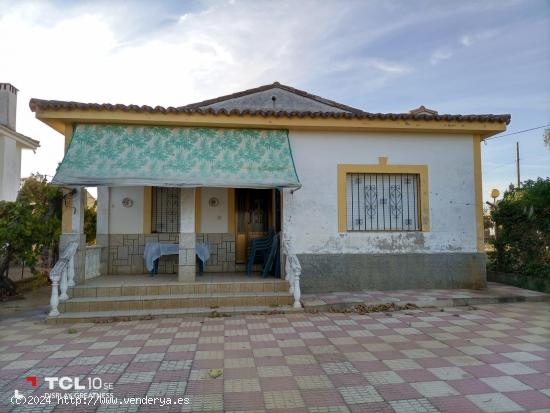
[151,187,180,233]
[346,173,421,231]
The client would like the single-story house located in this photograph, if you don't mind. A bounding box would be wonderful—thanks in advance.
[30,82,510,320]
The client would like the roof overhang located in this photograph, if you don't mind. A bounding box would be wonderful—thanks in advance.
[32,107,508,139]
[0,124,40,150]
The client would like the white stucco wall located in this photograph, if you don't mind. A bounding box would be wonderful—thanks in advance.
[0,137,22,201]
[109,187,144,234]
[106,186,230,234]
[200,187,229,233]
[283,130,477,254]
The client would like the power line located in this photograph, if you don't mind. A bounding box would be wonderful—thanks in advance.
[485,123,550,141]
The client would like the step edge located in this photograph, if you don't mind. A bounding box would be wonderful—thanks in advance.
[65,291,293,302]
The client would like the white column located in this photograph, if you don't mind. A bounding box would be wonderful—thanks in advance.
[96,187,110,275]
[178,188,196,282]
[96,187,109,235]
[70,187,86,284]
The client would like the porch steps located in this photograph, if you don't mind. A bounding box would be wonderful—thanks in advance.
[68,279,289,297]
[48,278,297,324]
[59,291,293,312]
[47,305,301,324]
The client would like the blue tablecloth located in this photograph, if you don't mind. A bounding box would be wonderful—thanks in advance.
[144,242,210,272]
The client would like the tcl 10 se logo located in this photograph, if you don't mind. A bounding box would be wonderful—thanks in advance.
[26,376,113,390]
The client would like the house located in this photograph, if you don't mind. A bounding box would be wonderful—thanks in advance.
[29,82,510,320]
[0,83,40,201]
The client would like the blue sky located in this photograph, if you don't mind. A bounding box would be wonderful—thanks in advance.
[1,0,548,201]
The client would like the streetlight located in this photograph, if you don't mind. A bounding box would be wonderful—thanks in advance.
[490,189,500,206]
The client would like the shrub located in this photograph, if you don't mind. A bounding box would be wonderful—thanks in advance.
[489,178,550,278]
[0,174,62,277]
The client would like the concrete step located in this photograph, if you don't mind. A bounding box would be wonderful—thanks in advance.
[59,291,294,312]
[47,305,302,324]
[69,279,290,298]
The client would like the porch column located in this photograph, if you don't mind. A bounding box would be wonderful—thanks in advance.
[178,188,196,282]
[96,186,109,275]
[60,186,86,285]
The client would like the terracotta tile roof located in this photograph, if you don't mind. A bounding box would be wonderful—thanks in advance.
[180,82,366,113]
[29,82,511,124]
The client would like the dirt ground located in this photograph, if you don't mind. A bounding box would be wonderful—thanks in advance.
[0,285,51,318]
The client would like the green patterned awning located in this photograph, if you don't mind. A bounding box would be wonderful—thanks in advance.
[53,124,301,188]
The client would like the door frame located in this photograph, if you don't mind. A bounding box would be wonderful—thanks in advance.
[234,188,279,264]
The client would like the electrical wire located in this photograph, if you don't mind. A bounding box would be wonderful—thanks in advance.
[485,123,550,141]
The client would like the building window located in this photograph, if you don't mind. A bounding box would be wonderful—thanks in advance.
[151,187,179,233]
[346,173,421,231]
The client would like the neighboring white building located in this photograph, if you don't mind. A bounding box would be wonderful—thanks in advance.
[0,83,40,201]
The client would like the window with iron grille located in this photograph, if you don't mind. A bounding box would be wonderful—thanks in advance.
[346,173,421,231]
[151,187,180,233]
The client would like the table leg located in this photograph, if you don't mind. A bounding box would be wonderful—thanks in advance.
[150,258,159,277]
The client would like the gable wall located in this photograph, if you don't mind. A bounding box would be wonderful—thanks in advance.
[204,89,350,113]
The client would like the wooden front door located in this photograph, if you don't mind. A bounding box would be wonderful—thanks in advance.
[235,189,273,263]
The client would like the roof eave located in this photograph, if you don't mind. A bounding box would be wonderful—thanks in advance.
[31,106,509,138]
[0,124,40,149]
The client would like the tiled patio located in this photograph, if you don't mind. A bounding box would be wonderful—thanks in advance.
[0,301,549,412]
[302,282,550,310]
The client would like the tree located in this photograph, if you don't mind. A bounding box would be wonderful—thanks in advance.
[489,178,550,278]
[0,175,62,296]
[17,174,63,251]
[85,201,97,244]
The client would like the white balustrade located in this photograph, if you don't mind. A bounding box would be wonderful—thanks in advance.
[282,234,302,308]
[49,242,78,317]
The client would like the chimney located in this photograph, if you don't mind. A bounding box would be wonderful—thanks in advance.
[0,83,18,130]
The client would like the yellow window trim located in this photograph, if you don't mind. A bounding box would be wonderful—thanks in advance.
[228,188,236,234]
[337,157,430,232]
[143,186,152,234]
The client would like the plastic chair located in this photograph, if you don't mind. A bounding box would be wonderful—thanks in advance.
[246,229,275,276]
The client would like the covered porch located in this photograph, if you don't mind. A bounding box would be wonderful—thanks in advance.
[83,186,283,282]
[55,123,300,284]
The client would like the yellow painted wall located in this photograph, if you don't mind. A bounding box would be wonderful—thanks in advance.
[473,135,484,252]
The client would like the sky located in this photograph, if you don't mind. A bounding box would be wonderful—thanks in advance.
[1,0,549,202]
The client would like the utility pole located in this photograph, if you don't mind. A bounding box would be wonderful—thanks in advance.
[516,141,521,188]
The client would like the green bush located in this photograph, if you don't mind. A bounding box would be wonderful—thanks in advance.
[0,174,62,274]
[489,178,550,278]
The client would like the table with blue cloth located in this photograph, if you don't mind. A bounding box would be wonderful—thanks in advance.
[144,242,210,276]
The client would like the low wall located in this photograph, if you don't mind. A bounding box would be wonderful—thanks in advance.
[297,252,487,293]
[85,246,102,279]
[108,233,235,274]
[488,272,550,293]
[196,233,236,272]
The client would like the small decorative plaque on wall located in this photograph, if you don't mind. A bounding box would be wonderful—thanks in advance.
[122,197,134,208]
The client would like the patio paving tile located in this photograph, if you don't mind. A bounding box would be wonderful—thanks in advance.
[0,300,549,412]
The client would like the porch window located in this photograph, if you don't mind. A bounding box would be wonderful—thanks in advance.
[151,187,180,233]
[346,173,421,231]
